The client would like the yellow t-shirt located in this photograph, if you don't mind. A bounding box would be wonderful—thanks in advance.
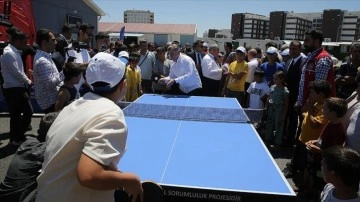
[226,60,248,92]
[126,66,142,102]
[299,102,328,144]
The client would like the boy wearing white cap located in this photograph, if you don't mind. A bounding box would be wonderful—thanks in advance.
[36,52,143,202]
[260,47,285,86]
[222,46,248,106]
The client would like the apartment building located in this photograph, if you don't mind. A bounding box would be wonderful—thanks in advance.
[338,10,360,42]
[124,10,154,23]
[231,13,269,40]
[269,11,312,40]
[296,10,360,42]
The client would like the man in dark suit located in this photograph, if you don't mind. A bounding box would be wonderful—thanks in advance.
[284,40,305,147]
[188,40,205,79]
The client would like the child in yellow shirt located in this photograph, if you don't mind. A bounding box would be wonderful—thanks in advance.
[283,80,331,179]
[222,46,248,106]
[126,52,142,102]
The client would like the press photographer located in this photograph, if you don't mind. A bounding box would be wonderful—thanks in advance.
[65,23,94,64]
[65,23,94,94]
[89,31,110,57]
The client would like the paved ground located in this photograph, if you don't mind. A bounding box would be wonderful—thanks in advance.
[0,115,317,201]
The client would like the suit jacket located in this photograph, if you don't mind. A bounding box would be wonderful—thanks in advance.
[188,51,205,65]
[285,57,305,104]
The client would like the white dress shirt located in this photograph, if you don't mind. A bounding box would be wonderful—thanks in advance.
[245,58,259,83]
[201,53,222,80]
[165,54,202,93]
[65,43,91,90]
[1,44,31,88]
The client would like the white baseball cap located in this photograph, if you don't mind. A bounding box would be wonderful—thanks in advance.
[280,48,289,56]
[118,51,129,59]
[236,46,247,54]
[86,52,126,89]
[266,47,278,54]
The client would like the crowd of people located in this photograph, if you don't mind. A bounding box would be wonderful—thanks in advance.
[0,23,359,202]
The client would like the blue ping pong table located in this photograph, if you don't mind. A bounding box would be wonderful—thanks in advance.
[118,94,296,202]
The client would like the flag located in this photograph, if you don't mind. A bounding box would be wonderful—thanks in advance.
[119,26,125,42]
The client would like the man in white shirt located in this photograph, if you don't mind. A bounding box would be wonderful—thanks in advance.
[65,23,93,64]
[159,44,202,95]
[65,24,93,93]
[36,52,143,202]
[1,29,32,145]
[138,39,155,93]
[201,44,226,97]
[244,49,259,107]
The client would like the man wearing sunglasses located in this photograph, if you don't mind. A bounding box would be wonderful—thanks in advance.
[65,23,94,64]
[65,23,94,93]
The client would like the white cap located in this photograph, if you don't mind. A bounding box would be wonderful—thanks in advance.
[118,51,129,59]
[280,48,289,56]
[236,46,247,54]
[86,52,126,89]
[266,47,278,54]
[203,43,209,48]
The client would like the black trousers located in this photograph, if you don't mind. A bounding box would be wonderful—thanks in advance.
[284,100,299,146]
[202,77,220,97]
[3,87,33,142]
[165,83,202,96]
[244,82,251,108]
[141,79,153,94]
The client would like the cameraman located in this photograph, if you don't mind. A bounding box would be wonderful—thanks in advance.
[65,23,93,93]
[1,29,33,145]
[65,23,93,63]
[89,31,110,57]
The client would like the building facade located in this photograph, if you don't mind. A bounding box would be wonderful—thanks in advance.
[297,10,360,42]
[231,13,269,40]
[339,11,360,42]
[284,12,313,40]
[99,22,196,46]
[32,0,103,39]
[124,10,154,24]
[269,11,312,40]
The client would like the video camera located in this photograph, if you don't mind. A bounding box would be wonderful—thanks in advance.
[69,41,88,53]
[64,41,89,62]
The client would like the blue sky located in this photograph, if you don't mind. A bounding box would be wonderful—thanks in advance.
[93,0,360,36]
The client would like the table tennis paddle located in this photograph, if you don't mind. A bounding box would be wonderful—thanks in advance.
[114,180,164,202]
[152,82,168,92]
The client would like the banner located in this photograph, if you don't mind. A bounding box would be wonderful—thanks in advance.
[119,26,125,42]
